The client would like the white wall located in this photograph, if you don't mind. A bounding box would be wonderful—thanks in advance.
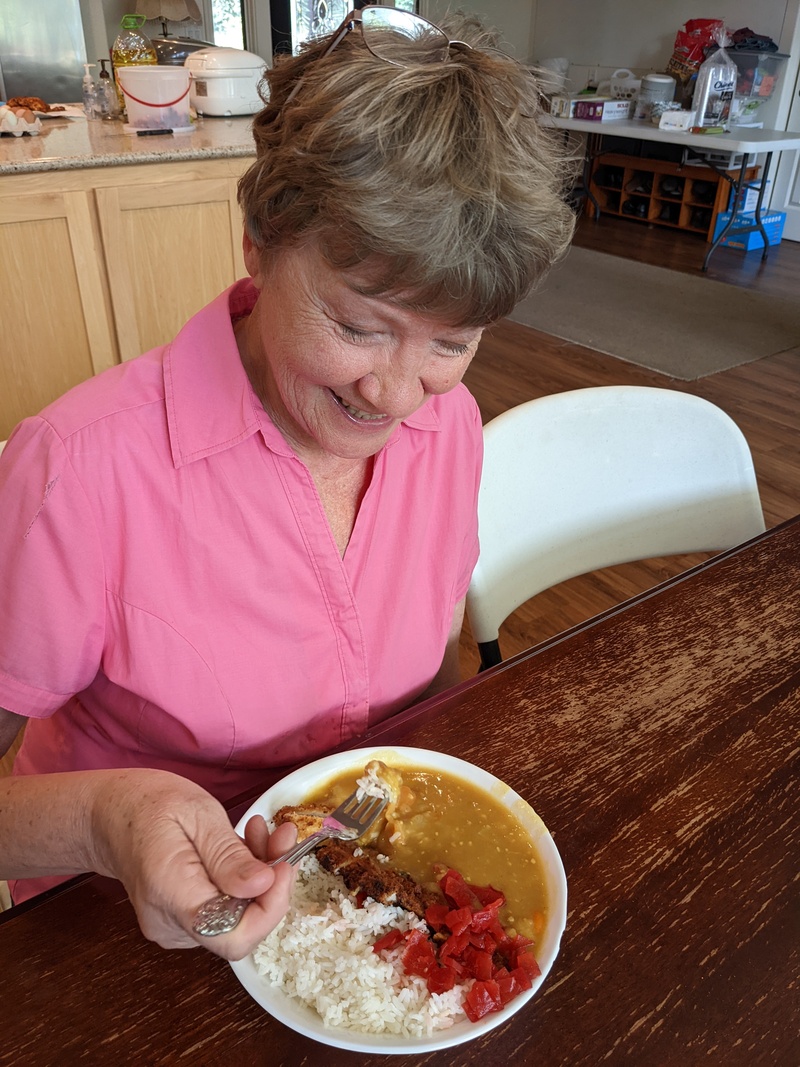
[427,2,795,97]
[529,0,791,70]
[424,1,535,60]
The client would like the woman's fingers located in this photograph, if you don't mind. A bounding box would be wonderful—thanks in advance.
[91,770,296,958]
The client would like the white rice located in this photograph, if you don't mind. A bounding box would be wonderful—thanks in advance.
[355,763,393,802]
[253,856,470,1036]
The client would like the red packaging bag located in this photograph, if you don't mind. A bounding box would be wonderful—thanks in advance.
[667,18,724,104]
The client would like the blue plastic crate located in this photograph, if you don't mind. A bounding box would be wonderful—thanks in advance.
[712,209,786,250]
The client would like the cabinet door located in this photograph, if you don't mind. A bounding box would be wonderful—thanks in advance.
[96,177,246,361]
[0,190,117,440]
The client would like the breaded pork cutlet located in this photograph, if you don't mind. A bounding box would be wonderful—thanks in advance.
[273,803,333,840]
[315,840,442,919]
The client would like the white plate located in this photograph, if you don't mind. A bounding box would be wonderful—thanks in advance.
[229,746,568,1054]
[34,105,85,119]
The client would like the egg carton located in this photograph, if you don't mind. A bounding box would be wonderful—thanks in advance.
[0,105,42,136]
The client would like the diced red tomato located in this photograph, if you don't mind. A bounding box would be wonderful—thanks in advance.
[439,869,481,910]
[371,864,543,1024]
[496,972,522,1006]
[372,928,406,954]
[424,903,450,931]
[509,964,533,991]
[462,945,494,982]
[471,907,506,940]
[515,950,541,980]
[426,962,457,995]
[467,883,503,909]
[505,934,534,968]
[402,929,437,979]
[464,979,503,1022]
[467,883,506,909]
[444,906,472,936]
[468,930,498,954]
[439,929,469,960]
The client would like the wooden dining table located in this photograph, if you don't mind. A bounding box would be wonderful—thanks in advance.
[1,516,798,1066]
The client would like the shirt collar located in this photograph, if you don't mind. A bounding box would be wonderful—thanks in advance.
[164,279,440,468]
[164,280,263,469]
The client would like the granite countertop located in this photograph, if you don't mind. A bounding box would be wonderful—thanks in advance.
[0,112,257,175]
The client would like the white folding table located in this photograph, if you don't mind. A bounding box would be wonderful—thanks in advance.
[546,116,800,270]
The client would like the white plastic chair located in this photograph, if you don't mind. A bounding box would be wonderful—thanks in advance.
[467,386,765,670]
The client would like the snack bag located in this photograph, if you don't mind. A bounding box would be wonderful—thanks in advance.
[667,18,724,105]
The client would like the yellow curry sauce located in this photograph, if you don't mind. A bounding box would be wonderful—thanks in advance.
[304,764,548,944]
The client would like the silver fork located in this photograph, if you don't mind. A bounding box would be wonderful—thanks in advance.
[192,791,388,937]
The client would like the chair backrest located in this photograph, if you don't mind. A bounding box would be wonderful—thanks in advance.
[467,386,765,668]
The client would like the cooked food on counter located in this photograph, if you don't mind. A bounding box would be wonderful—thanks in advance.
[254,759,547,1036]
[6,96,64,113]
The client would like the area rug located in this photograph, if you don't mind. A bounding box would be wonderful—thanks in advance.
[508,246,800,380]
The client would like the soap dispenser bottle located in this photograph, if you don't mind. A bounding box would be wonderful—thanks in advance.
[97,59,119,119]
[82,63,97,119]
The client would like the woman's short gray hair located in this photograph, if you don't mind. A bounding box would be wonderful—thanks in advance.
[238,12,576,326]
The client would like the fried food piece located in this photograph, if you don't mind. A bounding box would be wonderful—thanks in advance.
[315,839,442,919]
[273,803,333,841]
[7,96,49,112]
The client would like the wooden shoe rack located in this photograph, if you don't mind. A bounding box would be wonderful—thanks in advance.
[588,153,759,241]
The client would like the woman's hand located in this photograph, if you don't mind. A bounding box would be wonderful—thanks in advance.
[89,769,297,960]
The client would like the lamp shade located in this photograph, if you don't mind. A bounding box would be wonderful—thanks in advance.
[136,0,201,21]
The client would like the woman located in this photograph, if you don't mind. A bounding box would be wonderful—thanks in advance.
[0,8,573,958]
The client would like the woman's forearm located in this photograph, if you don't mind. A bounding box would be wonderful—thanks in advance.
[0,766,297,958]
[0,769,108,878]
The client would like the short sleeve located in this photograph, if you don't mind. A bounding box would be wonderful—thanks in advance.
[0,418,106,717]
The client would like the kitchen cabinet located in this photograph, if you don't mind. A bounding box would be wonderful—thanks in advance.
[0,156,252,441]
[0,188,116,440]
[95,173,247,362]
[588,153,759,240]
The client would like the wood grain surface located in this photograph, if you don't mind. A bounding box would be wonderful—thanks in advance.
[1,518,797,1066]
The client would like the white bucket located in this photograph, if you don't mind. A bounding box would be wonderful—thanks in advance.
[117,65,192,130]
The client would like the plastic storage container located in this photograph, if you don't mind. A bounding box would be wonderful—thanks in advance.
[117,65,192,131]
[729,51,789,126]
[185,47,266,116]
[633,74,675,120]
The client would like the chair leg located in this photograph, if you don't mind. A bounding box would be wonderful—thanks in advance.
[477,639,503,672]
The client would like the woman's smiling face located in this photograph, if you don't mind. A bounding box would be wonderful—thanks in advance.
[238,237,483,464]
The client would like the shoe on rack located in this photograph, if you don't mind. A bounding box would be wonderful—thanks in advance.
[691,181,714,204]
[623,197,648,218]
[660,176,683,198]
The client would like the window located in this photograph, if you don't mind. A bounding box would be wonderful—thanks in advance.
[211,0,246,49]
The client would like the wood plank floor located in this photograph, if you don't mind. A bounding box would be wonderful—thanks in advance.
[458,213,800,675]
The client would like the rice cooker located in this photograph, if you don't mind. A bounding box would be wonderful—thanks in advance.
[185,47,266,117]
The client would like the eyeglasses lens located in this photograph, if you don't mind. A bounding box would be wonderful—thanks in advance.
[361,8,450,64]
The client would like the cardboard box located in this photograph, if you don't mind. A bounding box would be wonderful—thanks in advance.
[712,209,786,250]
[549,93,583,119]
[728,179,771,213]
[573,97,632,121]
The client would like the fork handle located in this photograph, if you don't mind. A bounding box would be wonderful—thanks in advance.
[191,833,323,937]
